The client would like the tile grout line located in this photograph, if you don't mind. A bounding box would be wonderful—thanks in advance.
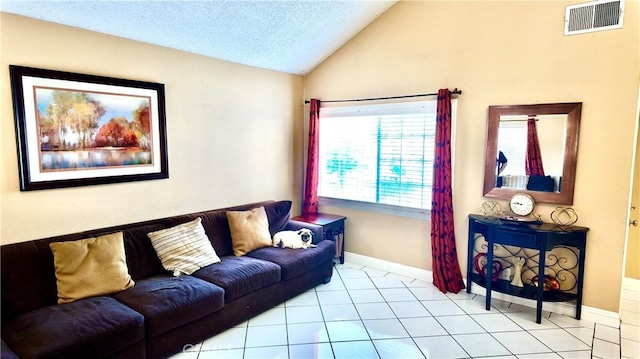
[619,322,624,359]
[425,293,477,354]
[346,265,386,359]
[458,297,557,358]
[242,314,251,359]
[312,282,337,359]
[380,267,430,359]
[284,296,290,359]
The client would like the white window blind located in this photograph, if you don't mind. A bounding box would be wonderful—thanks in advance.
[318,100,450,215]
[497,121,527,176]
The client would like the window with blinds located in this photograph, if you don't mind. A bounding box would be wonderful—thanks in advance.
[318,100,451,216]
[496,121,527,176]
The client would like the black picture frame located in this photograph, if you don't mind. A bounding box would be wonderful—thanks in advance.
[9,65,168,191]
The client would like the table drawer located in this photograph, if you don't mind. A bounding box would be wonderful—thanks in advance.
[494,229,537,248]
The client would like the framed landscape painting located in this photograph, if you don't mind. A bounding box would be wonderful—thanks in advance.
[9,66,168,191]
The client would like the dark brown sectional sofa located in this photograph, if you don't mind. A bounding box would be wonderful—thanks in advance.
[1,200,335,359]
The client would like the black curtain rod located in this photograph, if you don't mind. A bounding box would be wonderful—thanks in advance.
[304,88,462,104]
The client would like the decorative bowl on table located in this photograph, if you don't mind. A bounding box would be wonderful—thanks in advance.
[531,275,561,291]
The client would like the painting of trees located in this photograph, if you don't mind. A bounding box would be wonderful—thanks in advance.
[37,89,151,152]
[132,104,151,149]
[39,91,104,150]
[10,64,168,190]
[94,117,139,147]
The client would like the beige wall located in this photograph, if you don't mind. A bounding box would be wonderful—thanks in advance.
[305,0,640,312]
[625,127,640,279]
[537,115,566,176]
[1,13,303,244]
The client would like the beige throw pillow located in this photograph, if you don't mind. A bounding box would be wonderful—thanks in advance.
[227,206,272,256]
[147,217,221,276]
[49,232,134,304]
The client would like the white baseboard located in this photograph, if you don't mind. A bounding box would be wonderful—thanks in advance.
[344,252,433,283]
[344,251,621,328]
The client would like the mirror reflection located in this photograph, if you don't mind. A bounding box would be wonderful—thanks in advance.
[496,114,567,193]
[483,103,582,205]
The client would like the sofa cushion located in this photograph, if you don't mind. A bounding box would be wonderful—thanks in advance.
[113,275,224,338]
[2,296,144,359]
[1,339,18,359]
[527,174,556,192]
[164,200,293,258]
[264,200,293,235]
[248,240,336,281]
[147,217,221,276]
[192,256,281,302]
[1,240,59,322]
[49,232,135,304]
[227,206,273,256]
[121,223,168,280]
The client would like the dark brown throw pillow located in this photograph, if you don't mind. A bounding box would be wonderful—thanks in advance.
[264,200,292,235]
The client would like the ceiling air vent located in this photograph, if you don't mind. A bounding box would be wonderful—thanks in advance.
[564,0,624,35]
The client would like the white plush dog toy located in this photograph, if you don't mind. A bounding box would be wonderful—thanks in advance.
[272,228,316,249]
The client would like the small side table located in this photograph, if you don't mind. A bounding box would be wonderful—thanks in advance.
[291,212,346,264]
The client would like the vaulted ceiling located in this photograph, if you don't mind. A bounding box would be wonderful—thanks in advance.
[1,0,397,75]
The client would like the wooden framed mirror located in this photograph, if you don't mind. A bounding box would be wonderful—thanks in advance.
[483,103,582,205]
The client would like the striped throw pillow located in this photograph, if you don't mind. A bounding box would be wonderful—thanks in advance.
[147,217,220,276]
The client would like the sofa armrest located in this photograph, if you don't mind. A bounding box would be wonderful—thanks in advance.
[284,220,324,245]
[2,339,20,359]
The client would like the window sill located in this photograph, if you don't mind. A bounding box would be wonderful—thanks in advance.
[318,197,430,220]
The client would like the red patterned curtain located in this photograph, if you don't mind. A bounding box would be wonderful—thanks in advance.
[303,99,321,214]
[430,89,465,294]
[525,118,545,176]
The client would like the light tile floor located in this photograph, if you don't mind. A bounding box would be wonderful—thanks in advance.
[621,278,640,359]
[171,263,640,359]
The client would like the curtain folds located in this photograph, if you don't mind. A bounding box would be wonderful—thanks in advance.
[525,118,545,176]
[430,89,465,294]
[303,99,321,214]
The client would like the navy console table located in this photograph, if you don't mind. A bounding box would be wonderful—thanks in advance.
[467,214,589,324]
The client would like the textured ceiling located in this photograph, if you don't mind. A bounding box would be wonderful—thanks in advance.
[0,0,397,75]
